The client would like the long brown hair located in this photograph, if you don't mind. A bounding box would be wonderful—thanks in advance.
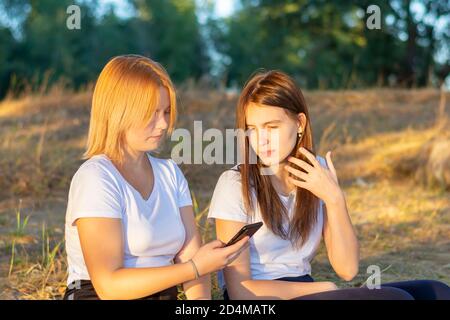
[236,70,319,248]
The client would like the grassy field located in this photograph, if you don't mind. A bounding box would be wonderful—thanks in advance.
[0,85,449,299]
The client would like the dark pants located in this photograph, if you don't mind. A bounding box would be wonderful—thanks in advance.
[63,280,178,300]
[223,275,450,300]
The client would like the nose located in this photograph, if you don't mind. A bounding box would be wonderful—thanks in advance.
[258,128,270,147]
[156,111,169,131]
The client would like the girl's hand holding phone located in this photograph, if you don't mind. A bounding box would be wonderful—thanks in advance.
[190,236,250,277]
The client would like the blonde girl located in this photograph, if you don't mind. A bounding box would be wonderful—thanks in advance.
[63,55,248,300]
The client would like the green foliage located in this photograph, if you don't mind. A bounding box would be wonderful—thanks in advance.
[208,0,449,88]
[0,0,448,96]
[0,0,208,97]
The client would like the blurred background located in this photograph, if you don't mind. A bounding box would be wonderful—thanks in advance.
[0,0,449,299]
[0,0,449,95]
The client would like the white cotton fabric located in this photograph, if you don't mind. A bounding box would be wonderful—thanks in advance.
[208,156,327,289]
[65,153,192,285]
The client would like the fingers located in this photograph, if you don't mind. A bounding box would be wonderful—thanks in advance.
[287,176,308,189]
[209,239,226,249]
[223,236,249,255]
[284,164,308,181]
[298,147,319,168]
[287,156,314,173]
[325,151,337,177]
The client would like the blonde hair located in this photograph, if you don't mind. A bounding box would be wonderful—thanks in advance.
[83,54,177,165]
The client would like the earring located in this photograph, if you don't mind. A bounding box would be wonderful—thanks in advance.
[297,131,303,152]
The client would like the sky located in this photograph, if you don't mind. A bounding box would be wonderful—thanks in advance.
[212,0,235,17]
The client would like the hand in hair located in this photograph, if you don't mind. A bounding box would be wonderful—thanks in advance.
[284,147,344,206]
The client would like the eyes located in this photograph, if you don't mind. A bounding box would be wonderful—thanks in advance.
[155,107,170,115]
[247,125,279,132]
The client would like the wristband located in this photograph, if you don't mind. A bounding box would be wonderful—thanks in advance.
[188,259,200,279]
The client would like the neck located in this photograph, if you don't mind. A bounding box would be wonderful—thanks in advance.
[266,160,295,196]
[119,147,148,171]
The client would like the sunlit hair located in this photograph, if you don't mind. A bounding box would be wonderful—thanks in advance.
[83,54,177,165]
[236,70,319,248]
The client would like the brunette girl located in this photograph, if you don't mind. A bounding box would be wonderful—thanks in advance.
[208,70,450,300]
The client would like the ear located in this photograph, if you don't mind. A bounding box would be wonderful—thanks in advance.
[297,113,307,132]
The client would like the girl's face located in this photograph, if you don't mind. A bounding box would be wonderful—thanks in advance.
[246,102,304,166]
[125,86,170,153]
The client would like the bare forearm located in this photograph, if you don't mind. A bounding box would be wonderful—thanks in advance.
[183,274,211,300]
[325,195,359,278]
[176,207,212,300]
[228,279,337,300]
[96,262,195,300]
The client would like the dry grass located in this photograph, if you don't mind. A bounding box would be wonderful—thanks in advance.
[0,86,449,299]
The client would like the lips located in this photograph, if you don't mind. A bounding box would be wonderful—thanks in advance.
[260,149,275,157]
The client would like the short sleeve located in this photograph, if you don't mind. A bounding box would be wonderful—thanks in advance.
[207,169,250,223]
[67,163,123,226]
[171,160,193,208]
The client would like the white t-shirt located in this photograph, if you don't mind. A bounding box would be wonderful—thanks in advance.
[65,153,192,286]
[208,156,327,289]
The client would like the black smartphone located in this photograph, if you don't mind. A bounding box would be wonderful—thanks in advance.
[224,222,263,247]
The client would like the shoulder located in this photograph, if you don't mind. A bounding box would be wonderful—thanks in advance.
[72,155,117,184]
[212,166,244,199]
[69,156,124,200]
[149,153,175,170]
[217,165,242,186]
[208,166,249,221]
[68,156,124,206]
